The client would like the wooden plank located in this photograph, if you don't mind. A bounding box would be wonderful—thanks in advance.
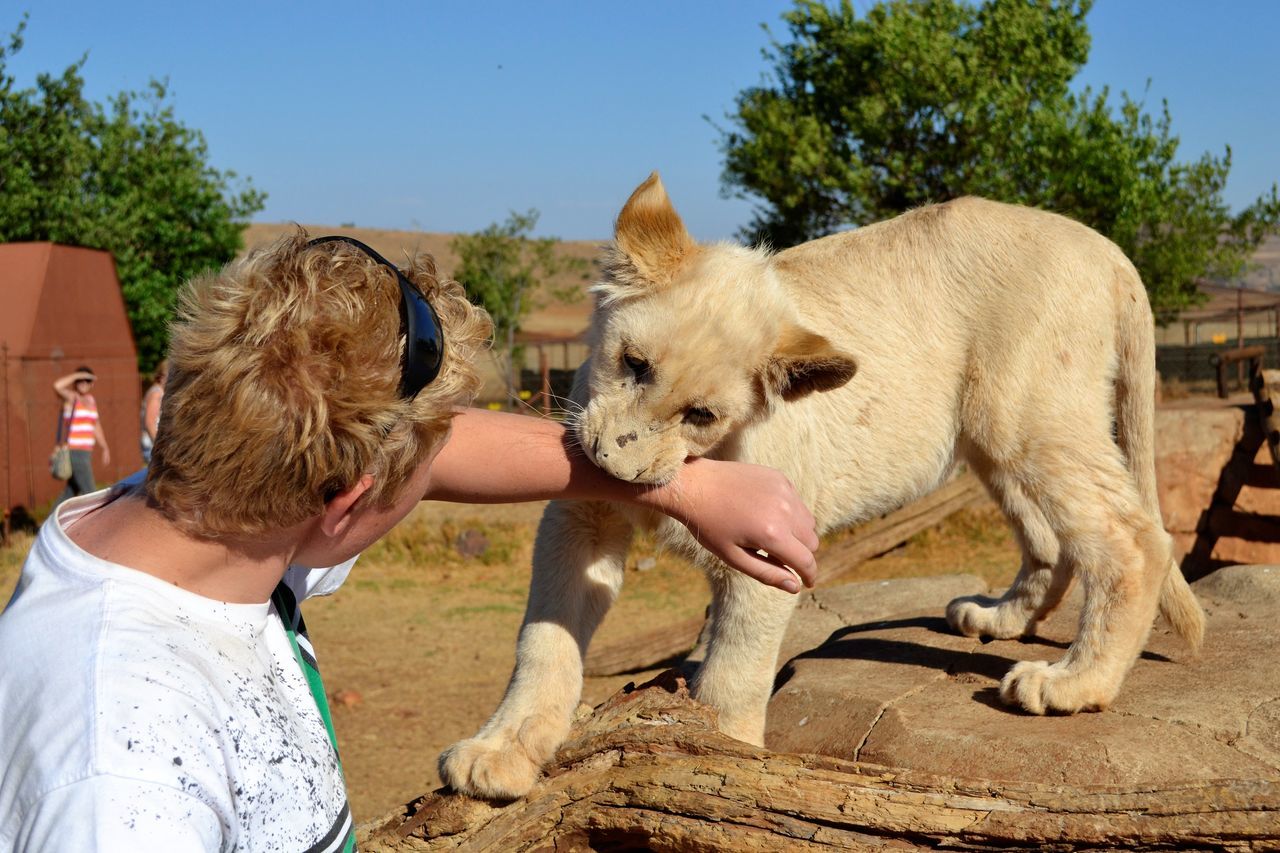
[582,473,988,678]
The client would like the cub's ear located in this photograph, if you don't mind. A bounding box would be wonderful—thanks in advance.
[604,171,697,291]
[765,326,858,402]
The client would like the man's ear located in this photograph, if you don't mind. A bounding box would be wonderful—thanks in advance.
[320,474,375,538]
[602,171,697,292]
[765,326,858,402]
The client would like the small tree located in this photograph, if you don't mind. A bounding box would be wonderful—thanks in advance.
[451,210,587,402]
[0,15,265,370]
[716,0,1280,317]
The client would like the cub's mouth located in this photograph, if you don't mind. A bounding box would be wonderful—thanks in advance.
[574,421,680,486]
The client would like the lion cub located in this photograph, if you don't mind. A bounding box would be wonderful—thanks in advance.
[440,172,1206,799]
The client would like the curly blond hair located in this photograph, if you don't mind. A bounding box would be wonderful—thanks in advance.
[146,230,492,539]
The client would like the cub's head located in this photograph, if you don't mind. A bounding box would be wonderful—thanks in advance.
[576,172,856,484]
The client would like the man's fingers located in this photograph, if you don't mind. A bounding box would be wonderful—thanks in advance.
[752,546,817,590]
[738,552,802,593]
[761,533,818,585]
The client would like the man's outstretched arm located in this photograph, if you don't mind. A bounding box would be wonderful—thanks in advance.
[421,408,819,593]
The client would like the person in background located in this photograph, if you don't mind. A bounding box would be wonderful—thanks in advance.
[140,360,167,464]
[52,366,111,504]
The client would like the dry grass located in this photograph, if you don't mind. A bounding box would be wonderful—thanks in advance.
[0,530,33,602]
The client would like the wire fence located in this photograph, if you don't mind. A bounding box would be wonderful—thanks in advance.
[1157,336,1280,393]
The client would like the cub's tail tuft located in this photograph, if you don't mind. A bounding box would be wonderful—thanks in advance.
[1158,559,1205,656]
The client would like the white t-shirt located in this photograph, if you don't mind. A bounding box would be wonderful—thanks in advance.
[0,488,358,852]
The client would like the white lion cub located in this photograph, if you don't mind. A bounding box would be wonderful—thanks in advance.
[440,172,1205,799]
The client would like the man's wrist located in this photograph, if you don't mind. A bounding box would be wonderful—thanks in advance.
[627,458,706,523]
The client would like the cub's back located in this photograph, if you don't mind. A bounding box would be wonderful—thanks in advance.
[770,197,1136,345]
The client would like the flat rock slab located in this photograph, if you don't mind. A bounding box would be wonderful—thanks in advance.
[767,567,1280,788]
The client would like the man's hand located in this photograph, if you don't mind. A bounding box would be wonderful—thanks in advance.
[648,458,819,593]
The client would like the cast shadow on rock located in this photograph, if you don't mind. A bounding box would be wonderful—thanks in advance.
[772,615,1014,695]
[771,614,1172,706]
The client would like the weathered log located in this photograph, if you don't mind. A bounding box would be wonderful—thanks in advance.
[358,672,1280,852]
[583,473,987,677]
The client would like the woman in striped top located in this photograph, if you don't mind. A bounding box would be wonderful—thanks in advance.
[53,366,111,505]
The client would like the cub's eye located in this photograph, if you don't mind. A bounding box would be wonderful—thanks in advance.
[623,352,651,382]
[683,407,717,427]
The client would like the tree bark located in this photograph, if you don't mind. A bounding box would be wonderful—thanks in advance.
[359,672,1279,852]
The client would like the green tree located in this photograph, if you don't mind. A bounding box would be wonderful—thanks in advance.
[0,15,265,369]
[451,210,587,402]
[717,0,1280,316]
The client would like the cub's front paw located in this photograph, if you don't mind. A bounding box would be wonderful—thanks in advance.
[437,736,542,801]
[946,594,1028,640]
[998,660,1111,715]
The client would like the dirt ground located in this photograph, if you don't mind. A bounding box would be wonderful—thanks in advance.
[0,498,1021,824]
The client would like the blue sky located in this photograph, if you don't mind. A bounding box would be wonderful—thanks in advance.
[5,1,1278,241]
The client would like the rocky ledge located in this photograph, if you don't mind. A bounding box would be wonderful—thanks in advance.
[769,568,1280,786]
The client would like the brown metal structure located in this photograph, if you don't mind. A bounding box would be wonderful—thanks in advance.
[1,243,143,516]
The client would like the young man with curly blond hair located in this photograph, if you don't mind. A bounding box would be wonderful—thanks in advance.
[0,233,819,852]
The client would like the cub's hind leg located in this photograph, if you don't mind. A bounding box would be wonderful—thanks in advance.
[998,432,1171,714]
[439,499,632,799]
[947,462,1073,640]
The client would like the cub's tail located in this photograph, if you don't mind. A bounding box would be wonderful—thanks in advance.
[1157,565,1205,654]
[1113,259,1206,655]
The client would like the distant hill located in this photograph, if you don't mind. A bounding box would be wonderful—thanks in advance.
[1244,235,1280,291]
[241,223,601,336]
